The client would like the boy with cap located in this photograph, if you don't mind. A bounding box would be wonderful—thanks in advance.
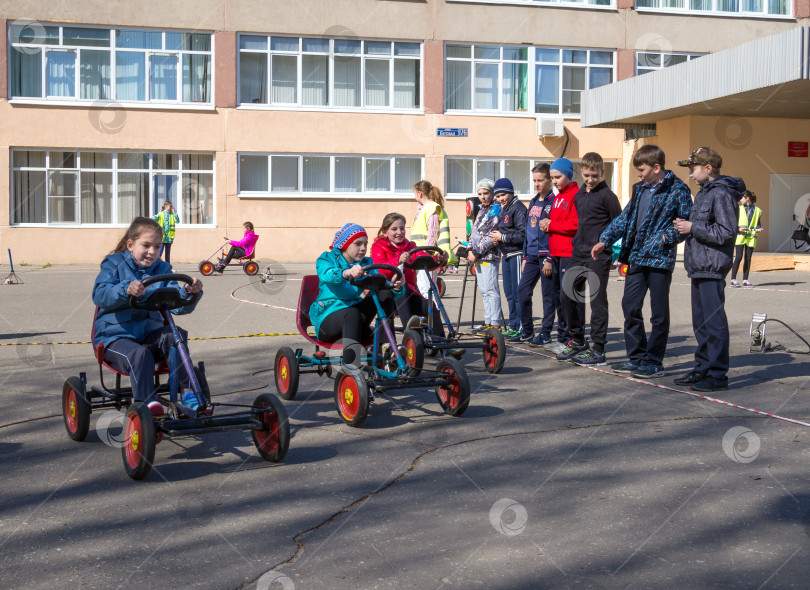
[537,157,580,355]
[592,145,692,378]
[673,147,745,392]
[560,152,622,366]
[490,178,528,337]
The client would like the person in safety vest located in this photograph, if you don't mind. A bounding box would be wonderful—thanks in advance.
[410,180,457,297]
[730,190,762,288]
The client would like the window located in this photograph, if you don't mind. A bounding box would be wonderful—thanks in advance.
[238,154,424,197]
[8,23,212,104]
[446,157,616,198]
[238,36,421,110]
[446,44,614,116]
[444,0,614,6]
[636,52,704,75]
[635,0,789,15]
[11,150,214,225]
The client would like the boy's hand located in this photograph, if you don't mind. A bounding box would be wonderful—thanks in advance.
[399,252,411,264]
[392,278,403,290]
[673,218,692,235]
[591,242,606,260]
[466,251,476,264]
[345,265,365,279]
[537,219,551,233]
[438,251,449,264]
[521,260,526,272]
[489,230,502,244]
[542,261,552,277]
[127,280,145,297]
[185,277,202,294]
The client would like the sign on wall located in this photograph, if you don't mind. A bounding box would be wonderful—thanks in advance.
[437,128,468,137]
[788,142,808,158]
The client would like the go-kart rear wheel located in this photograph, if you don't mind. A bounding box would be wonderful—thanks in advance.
[334,367,370,427]
[619,263,629,277]
[62,377,90,442]
[436,276,447,298]
[244,261,259,275]
[274,347,299,400]
[122,402,156,480]
[199,261,214,276]
[435,358,471,417]
[483,327,507,374]
[402,329,424,375]
[251,393,290,462]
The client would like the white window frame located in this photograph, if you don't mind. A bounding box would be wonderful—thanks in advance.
[634,0,792,17]
[444,156,617,200]
[445,0,616,9]
[236,35,423,113]
[635,51,705,75]
[10,149,216,227]
[237,153,425,199]
[7,23,215,109]
[444,43,615,118]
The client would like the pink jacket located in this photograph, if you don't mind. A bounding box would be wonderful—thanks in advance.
[230,230,259,257]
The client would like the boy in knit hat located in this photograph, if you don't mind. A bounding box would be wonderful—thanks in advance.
[560,152,622,366]
[490,177,527,337]
[537,158,579,355]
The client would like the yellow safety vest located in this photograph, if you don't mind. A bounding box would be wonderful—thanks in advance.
[411,201,458,264]
[735,205,762,248]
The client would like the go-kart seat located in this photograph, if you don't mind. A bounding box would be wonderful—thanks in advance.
[297,276,374,350]
[91,308,169,376]
[237,252,255,262]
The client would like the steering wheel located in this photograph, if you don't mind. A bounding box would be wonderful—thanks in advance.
[349,264,403,292]
[404,246,444,271]
[129,274,199,311]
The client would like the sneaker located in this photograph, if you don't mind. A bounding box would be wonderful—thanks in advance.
[501,326,518,337]
[475,324,492,336]
[447,266,459,274]
[544,341,566,355]
[147,401,165,443]
[447,348,466,360]
[556,339,589,361]
[507,331,533,343]
[571,349,606,366]
[730,279,740,287]
[611,361,639,374]
[673,371,706,386]
[690,375,729,392]
[632,364,666,378]
[528,333,551,348]
[742,280,753,287]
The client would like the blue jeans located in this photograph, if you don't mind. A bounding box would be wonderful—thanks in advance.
[501,254,522,331]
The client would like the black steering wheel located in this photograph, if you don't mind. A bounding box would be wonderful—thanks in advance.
[349,264,403,292]
[404,246,445,271]
[129,274,199,311]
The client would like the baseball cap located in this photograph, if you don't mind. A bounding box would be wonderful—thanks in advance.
[677,147,722,168]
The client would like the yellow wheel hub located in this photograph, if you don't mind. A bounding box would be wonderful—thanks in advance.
[407,348,414,360]
[343,388,354,405]
[281,366,287,379]
[130,430,140,451]
[68,399,76,418]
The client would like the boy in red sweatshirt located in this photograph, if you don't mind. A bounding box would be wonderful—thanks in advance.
[537,158,579,354]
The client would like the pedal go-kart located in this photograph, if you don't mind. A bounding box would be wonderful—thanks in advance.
[62,274,289,480]
[274,264,471,427]
[403,246,506,374]
[198,239,259,276]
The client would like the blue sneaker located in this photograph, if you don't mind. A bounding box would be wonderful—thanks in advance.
[611,361,639,374]
[507,331,533,343]
[528,333,551,348]
[632,364,666,379]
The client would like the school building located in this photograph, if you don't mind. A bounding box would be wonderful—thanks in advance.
[1,0,808,265]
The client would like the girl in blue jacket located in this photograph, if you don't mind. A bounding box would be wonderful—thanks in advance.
[92,217,202,417]
[310,223,403,366]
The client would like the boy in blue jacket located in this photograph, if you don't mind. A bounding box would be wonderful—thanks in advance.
[592,145,692,378]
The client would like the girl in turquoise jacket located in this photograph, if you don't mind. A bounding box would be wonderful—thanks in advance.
[310,223,403,366]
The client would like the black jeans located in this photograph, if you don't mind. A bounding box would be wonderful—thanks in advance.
[317,290,396,366]
[560,257,610,353]
[161,242,172,264]
[395,288,445,337]
[223,246,246,265]
[549,256,572,343]
[622,265,672,367]
[691,278,730,379]
[517,255,542,336]
[731,244,754,280]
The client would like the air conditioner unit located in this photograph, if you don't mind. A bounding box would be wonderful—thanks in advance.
[536,117,564,138]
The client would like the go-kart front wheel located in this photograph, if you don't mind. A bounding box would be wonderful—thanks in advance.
[483,327,506,374]
[63,376,90,442]
[122,402,156,480]
[402,329,424,375]
[251,393,290,462]
[436,276,447,298]
[244,261,259,275]
[619,264,629,277]
[334,367,370,427]
[274,347,299,400]
[435,358,471,417]
[199,261,215,276]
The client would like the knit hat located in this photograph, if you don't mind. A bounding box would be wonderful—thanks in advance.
[550,158,574,181]
[331,223,367,250]
[493,178,515,195]
[476,178,494,193]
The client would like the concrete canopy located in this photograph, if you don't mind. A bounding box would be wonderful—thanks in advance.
[581,26,810,127]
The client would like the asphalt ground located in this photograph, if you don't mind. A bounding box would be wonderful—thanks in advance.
[1,260,810,590]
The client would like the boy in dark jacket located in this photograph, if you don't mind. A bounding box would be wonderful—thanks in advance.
[558,152,621,366]
[673,147,745,392]
[490,178,528,337]
[592,145,692,378]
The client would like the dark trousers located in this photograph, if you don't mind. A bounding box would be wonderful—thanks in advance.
[517,255,543,336]
[622,265,672,367]
[691,278,730,379]
[104,325,189,404]
[223,246,246,265]
[549,256,572,343]
[317,290,396,366]
[395,288,445,338]
[560,257,610,353]
[501,254,522,331]
[160,242,172,264]
[731,244,754,280]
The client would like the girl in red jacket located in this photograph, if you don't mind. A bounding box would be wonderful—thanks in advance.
[371,213,445,337]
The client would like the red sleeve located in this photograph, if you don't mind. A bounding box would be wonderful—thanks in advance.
[548,195,578,238]
[371,241,397,281]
